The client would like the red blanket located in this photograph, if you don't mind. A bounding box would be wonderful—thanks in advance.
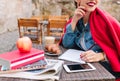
[90,8,120,72]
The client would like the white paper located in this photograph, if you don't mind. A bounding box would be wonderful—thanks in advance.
[58,49,85,63]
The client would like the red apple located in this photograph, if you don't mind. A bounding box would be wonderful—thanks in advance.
[16,37,32,53]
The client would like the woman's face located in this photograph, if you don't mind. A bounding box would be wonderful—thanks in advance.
[75,0,99,12]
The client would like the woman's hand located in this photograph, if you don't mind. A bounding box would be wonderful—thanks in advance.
[80,50,105,62]
[71,6,87,31]
[45,44,61,54]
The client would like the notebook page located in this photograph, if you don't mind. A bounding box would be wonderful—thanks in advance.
[58,49,85,64]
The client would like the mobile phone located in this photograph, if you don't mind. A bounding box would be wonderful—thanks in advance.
[63,63,96,73]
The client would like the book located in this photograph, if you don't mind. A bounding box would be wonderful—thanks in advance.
[0,59,47,74]
[0,59,64,81]
[0,48,45,70]
[58,49,85,63]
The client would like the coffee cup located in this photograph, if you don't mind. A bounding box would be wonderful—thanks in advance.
[45,36,55,45]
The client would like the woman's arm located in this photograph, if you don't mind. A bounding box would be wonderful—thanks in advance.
[62,24,78,48]
[62,6,87,48]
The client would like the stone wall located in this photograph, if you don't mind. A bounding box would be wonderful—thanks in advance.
[100,0,120,22]
[32,0,75,17]
[32,0,120,21]
[0,0,120,34]
[0,0,32,34]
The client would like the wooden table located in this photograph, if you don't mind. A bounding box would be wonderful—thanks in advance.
[0,44,115,81]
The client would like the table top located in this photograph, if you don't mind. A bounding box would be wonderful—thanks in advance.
[0,43,115,81]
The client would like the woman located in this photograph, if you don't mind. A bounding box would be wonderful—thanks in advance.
[45,0,120,80]
[62,0,105,62]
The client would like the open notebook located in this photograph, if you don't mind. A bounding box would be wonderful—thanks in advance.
[58,49,85,63]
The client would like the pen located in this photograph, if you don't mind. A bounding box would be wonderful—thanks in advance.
[87,43,96,51]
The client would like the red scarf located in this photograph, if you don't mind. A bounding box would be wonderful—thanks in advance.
[90,8,120,72]
[59,8,120,72]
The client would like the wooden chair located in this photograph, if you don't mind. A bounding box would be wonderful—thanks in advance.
[18,18,41,44]
[47,19,67,42]
[49,15,69,21]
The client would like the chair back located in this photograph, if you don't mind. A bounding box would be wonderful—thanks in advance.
[18,18,39,27]
[49,19,67,28]
[47,18,67,42]
[18,18,41,44]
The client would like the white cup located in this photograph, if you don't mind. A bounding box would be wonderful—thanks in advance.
[45,36,55,45]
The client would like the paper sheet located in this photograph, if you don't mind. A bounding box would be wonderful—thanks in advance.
[58,49,85,63]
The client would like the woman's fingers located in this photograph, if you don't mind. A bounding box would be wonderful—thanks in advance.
[75,6,87,18]
[80,50,100,62]
[81,55,96,62]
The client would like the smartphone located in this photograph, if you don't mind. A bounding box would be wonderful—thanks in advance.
[63,63,96,73]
